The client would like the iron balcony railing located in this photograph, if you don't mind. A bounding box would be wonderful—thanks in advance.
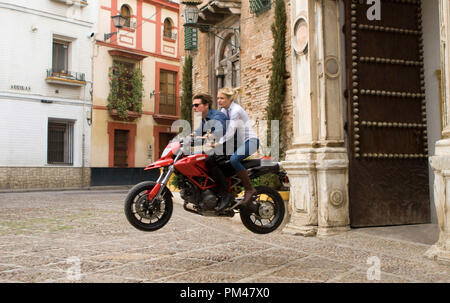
[163,30,177,40]
[51,0,88,5]
[47,69,86,82]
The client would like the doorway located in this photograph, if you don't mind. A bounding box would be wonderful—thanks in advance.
[343,0,431,227]
[114,129,129,167]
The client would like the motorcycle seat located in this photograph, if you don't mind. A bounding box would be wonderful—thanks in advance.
[241,159,261,169]
[216,157,261,169]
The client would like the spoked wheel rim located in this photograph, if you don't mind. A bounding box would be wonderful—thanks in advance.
[132,190,167,225]
[240,185,285,234]
[124,181,173,232]
[248,194,280,229]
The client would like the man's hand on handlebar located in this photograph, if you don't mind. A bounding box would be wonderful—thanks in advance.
[190,132,214,141]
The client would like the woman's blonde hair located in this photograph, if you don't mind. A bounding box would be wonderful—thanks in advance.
[218,86,243,101]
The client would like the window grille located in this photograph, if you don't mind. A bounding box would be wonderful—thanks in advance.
[250,0,271,16]
[48,120,74,165]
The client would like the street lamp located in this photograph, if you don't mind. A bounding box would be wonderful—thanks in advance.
[104,14,128,41]
[181,0,240,50]
[181,0,202,28]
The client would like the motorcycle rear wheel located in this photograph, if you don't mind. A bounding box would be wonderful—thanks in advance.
[124,181,173,232]
[240,186,285,234]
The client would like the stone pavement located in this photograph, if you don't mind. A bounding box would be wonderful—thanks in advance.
[0,189,448,283]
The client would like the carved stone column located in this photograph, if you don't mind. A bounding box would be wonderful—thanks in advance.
[282,0,350,237]
[425,0,450,263]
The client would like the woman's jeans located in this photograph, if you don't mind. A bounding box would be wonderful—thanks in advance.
[230,138,260,172]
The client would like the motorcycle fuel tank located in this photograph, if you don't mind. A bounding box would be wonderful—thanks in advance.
[174,154,209,177]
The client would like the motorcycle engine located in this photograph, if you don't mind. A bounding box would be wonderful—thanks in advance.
[199,190,218,211]
[180,182,200,205]
[180,181,218,212]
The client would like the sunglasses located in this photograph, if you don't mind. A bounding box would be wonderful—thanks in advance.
[192,103,202,108]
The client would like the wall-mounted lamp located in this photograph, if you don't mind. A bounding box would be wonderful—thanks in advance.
[181,0,240,51]
[86,109,92,126]
[150,90,156,99]
[104,14,127,41]
[182,0,202,27]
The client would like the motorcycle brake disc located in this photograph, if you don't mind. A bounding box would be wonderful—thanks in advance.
[258,201,275,219]
[135,195,161,220]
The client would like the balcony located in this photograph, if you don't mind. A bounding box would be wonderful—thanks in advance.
[163,30,177,42]
[46,69,86,86]
[51,0,88,7]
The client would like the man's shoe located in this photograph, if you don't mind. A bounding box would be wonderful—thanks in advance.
[215,194,231,212]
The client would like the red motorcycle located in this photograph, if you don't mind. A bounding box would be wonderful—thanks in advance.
[124,136,287,234]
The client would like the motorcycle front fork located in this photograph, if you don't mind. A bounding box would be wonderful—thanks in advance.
[148,166,174,201]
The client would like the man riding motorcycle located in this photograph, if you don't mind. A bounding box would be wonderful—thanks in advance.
[191,93,235,212]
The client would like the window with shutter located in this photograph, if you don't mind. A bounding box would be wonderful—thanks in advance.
[184,27,198,51]
[159,70,177,115]
[250,0,271,16]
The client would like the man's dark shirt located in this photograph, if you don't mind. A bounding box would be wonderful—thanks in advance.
[194,109,229,139]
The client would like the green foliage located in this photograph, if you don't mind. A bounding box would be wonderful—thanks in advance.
[266,0,287,156]
[180,56,193,129]
[171,174,184,189]
[107,63,144,119]
[251,173,282,190]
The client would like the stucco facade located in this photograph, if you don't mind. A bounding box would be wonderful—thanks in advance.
[91,0,181,179]
[0,0,95,189]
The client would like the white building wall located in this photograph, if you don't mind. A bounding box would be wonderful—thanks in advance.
[0,97,87,167]
[0,0,97,173]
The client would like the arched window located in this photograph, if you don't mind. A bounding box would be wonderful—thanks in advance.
[216,33,240,90]
[163,18,174,39]
[120,5,131,27]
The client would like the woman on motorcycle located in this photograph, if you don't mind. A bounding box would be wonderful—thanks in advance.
[216,87,260,212]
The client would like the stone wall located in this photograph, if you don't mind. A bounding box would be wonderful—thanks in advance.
[181,0,293,158]
[191,29,210,96]
[240,0,293,156]
[0,167,91,190]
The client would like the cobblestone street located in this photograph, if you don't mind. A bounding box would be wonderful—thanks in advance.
[0,189,448,283]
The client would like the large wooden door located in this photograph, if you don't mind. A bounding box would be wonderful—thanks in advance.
[114,129,129,167]
[344,0,430,227]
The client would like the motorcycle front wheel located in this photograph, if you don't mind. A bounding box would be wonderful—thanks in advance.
[240,186,285,234]
[124,181,173,232]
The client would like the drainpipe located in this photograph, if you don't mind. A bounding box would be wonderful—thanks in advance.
[81,31,97,188]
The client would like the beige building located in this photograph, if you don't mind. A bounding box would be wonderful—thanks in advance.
[181,0,450,263]
[91,0,181,185]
